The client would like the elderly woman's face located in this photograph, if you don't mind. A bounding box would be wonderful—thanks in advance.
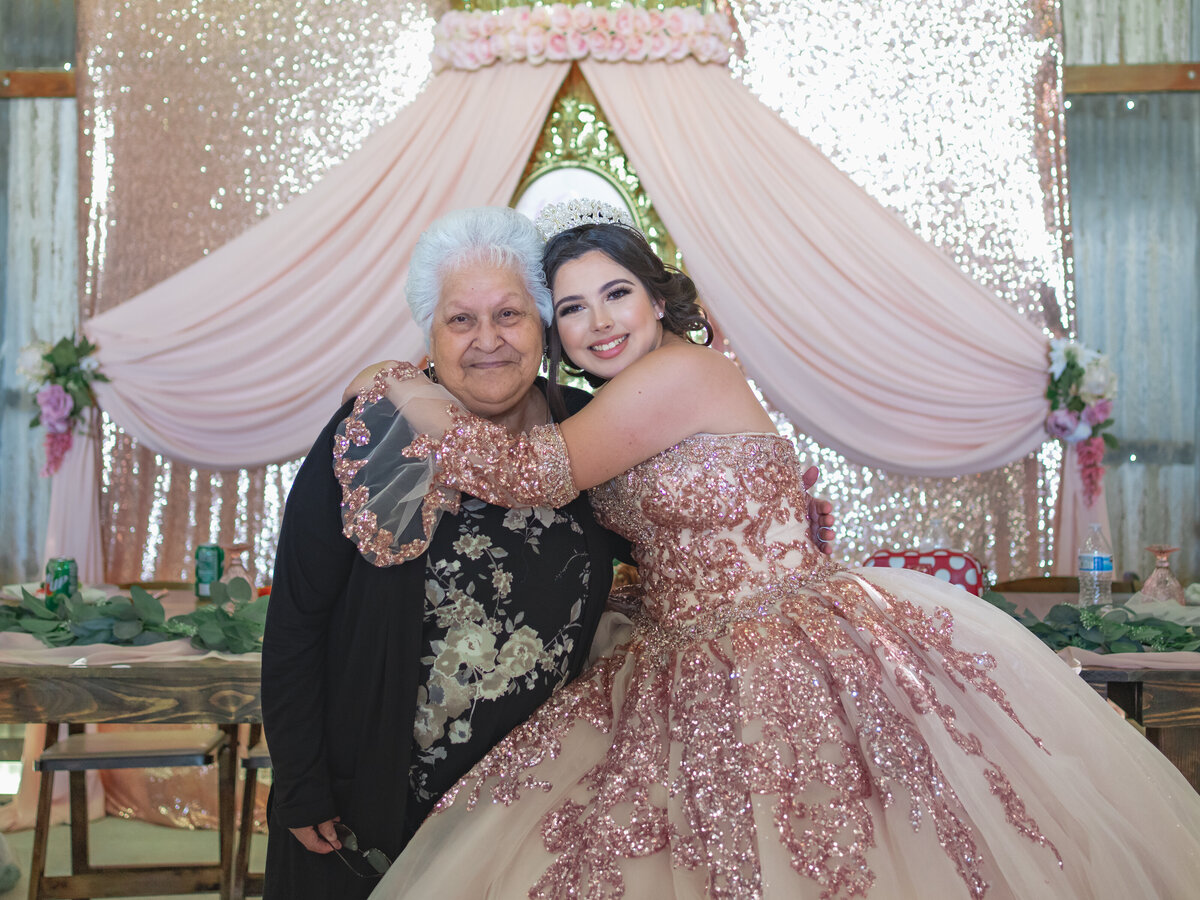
[428,262,545,422]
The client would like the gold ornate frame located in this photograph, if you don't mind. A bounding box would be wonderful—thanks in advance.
[511,64,684,268]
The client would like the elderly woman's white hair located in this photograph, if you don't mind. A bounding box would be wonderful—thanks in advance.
[406,207,552,344]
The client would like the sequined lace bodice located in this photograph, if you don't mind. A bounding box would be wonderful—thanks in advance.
[589,433,828,628]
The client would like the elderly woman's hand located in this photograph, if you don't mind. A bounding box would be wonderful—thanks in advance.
[802,466,836,556]
[342,360,403,404]
[289,819,342,854]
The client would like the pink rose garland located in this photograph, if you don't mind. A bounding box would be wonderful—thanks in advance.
[431,2,734,73]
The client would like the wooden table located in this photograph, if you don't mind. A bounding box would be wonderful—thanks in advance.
[1081,667,1200,791]
[0,657,261,898]
[0,658,261,727]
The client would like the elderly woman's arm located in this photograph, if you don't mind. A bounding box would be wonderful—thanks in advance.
[261,401,360,854]
[342,362,838,554]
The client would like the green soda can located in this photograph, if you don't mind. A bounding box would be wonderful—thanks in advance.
[44,558,79,603]
[195,544,225,599]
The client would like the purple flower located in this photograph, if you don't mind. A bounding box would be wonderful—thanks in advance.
[1082,398,1113,427]
[1045,408,1080,441]
[36,384,74,434]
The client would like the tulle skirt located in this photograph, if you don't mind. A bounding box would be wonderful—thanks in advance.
[371,567,1200,899]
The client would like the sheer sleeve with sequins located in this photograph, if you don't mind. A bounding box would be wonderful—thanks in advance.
[335,364,580,566]
[334,363,466,566]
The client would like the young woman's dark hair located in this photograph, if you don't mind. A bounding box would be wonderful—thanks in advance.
[543,223,713,421]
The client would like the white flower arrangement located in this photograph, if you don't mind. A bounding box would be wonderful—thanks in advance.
[1045,338,1117,506]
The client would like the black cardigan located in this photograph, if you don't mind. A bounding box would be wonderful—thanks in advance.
[260,387,622,899]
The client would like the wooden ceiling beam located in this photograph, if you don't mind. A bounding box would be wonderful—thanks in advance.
[1064,63,1200,94]
[0,70,76,98]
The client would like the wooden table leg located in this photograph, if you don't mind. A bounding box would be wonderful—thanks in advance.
[27,725,61,900]
[219,724,239,900]
[66,724,92,879]
[1145,726,1200,793]
[231,723,263,900]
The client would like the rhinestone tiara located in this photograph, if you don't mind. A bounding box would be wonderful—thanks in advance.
[533,198,639,242]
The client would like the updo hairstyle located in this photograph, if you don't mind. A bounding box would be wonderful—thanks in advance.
[543,223,713,418]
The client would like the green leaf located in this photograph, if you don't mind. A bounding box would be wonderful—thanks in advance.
[106,600,140,621]
[1102,432,1119,450]
[112,619,144,641]
[196,621,228,651]
[129,586,166,625]
[20,618,65,635]
[981,591,1017,615]
[225,578,253,603]
[65,382,90,411]
[64,595,103,622]
[233,596,269,627]
[1107,638,1144,654]
[49,337,78,370]
[131,630,173,646]
[20,589,58,620]
[207,582,231,606]
[1044,604,1082,625]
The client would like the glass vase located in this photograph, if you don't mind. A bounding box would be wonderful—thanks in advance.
[1140,546,1185,605]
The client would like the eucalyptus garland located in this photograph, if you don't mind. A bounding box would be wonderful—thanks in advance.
[0,579,267,655]
[983,591,1200,654]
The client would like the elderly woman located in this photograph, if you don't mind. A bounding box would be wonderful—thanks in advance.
[262,207,833,899]
[261,207,626,899]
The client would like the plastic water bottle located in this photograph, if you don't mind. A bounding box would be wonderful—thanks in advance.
[1078,523,1114,606]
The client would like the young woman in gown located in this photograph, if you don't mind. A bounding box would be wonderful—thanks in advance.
[337,207,1200,899]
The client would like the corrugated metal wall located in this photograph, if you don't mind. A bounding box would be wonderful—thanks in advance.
[1065,92,1199,583]
[1063,0,1198,63]
[1062,0,1200,583]
[0,0,76,584]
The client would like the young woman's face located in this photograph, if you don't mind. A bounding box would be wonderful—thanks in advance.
[551,250,665,381]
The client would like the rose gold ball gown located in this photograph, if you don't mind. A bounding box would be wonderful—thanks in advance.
[358,427,1200,899]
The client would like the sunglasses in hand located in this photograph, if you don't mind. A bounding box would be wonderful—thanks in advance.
[326,822,392,879]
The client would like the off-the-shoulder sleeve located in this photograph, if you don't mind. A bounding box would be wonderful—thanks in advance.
[334,363,464,566]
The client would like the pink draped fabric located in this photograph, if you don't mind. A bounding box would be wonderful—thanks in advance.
[47,56,1098,577]
[1053,442,1113,575]
[84,63,569,469]
[47,63,569,570]
[44,409,105,582]
[582,59,1051,477]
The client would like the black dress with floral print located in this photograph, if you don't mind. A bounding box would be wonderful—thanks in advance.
[406,496,591,825]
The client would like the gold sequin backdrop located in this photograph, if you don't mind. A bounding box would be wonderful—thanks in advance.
[78,0,1070,584]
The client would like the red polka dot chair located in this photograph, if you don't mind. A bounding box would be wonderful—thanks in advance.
[862,548,985,596]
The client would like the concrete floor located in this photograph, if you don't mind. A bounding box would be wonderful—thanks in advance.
[0,815,267,899]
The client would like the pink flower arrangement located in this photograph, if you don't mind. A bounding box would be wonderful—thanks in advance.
[431,3,734,73]
[1045,338,1117,507]
[19,335,107,478]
